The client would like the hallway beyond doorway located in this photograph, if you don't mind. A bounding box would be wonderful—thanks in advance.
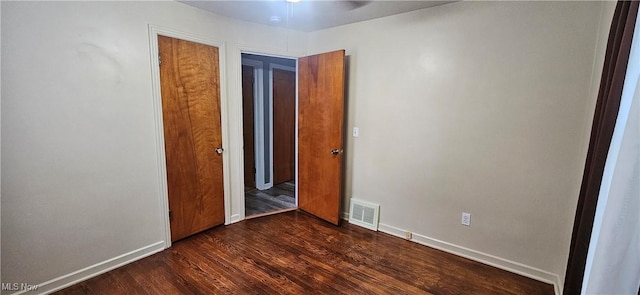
[245,181,295,217]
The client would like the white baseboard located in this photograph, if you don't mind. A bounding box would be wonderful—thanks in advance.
[377,223,562,295]
[340,211,349,221]
[13,241,165,295]
[228,214,241,224]
[556,277,564,295]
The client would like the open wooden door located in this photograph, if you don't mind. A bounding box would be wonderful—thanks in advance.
[298,50,345,225]
[158,36,225,242]
[242,65,256,188]
[273,68,296,185]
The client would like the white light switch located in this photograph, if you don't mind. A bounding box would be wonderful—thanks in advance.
[353,127,359,138]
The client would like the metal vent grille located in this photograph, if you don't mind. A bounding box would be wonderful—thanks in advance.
[349,199,380,231]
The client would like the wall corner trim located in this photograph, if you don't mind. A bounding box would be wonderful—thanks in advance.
[14,241,165,295]
[377,223,562,295]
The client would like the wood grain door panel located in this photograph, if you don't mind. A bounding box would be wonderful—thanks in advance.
[242,65,256,188]
[158,35,225,242]
[273,68,296,185]
[298,50,345,225]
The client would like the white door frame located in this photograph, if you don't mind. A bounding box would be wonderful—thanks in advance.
[148,24,231,248]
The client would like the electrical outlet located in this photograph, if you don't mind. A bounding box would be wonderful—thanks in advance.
[405,231,412,240]
[461,212,471,226]
[353,127,359,138]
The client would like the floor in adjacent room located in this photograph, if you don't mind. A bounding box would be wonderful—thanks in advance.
[245,180,296,217]
[55,211,554,295]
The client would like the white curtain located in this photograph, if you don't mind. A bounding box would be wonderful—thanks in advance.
[582,11,640,295]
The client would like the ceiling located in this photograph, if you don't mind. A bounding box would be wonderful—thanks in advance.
[180,0,455,32]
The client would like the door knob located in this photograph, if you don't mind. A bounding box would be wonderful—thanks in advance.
[215,147,224,154]
[330,149,343,155]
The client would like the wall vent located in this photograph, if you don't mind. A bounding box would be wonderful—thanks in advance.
[349,198,380,231]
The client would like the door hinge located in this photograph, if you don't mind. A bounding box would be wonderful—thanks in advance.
[158,54,162,66]
[168,210,172,222]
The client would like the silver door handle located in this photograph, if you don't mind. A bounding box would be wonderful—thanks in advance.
[215,147,224,154]
[331,149,343,155]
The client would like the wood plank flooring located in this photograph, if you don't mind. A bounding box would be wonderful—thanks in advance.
[245,181,295,217]
[55,211,554,295]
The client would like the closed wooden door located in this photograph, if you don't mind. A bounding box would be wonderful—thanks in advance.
[298,50,345,225]
[242,65,256,188]
[273,68,296,185]
[158,35,225,242]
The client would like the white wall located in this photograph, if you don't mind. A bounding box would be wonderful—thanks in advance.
[307,1,613,288]
[0,0,3,285]
[1,1,304,292]
[2,0,616,293]
[1,0,3,286]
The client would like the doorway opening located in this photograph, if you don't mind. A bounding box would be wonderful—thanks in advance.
[242,53,297,218]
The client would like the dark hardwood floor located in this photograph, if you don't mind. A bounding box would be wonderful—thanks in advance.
[55,211,554,295]
[245,180,295,217]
